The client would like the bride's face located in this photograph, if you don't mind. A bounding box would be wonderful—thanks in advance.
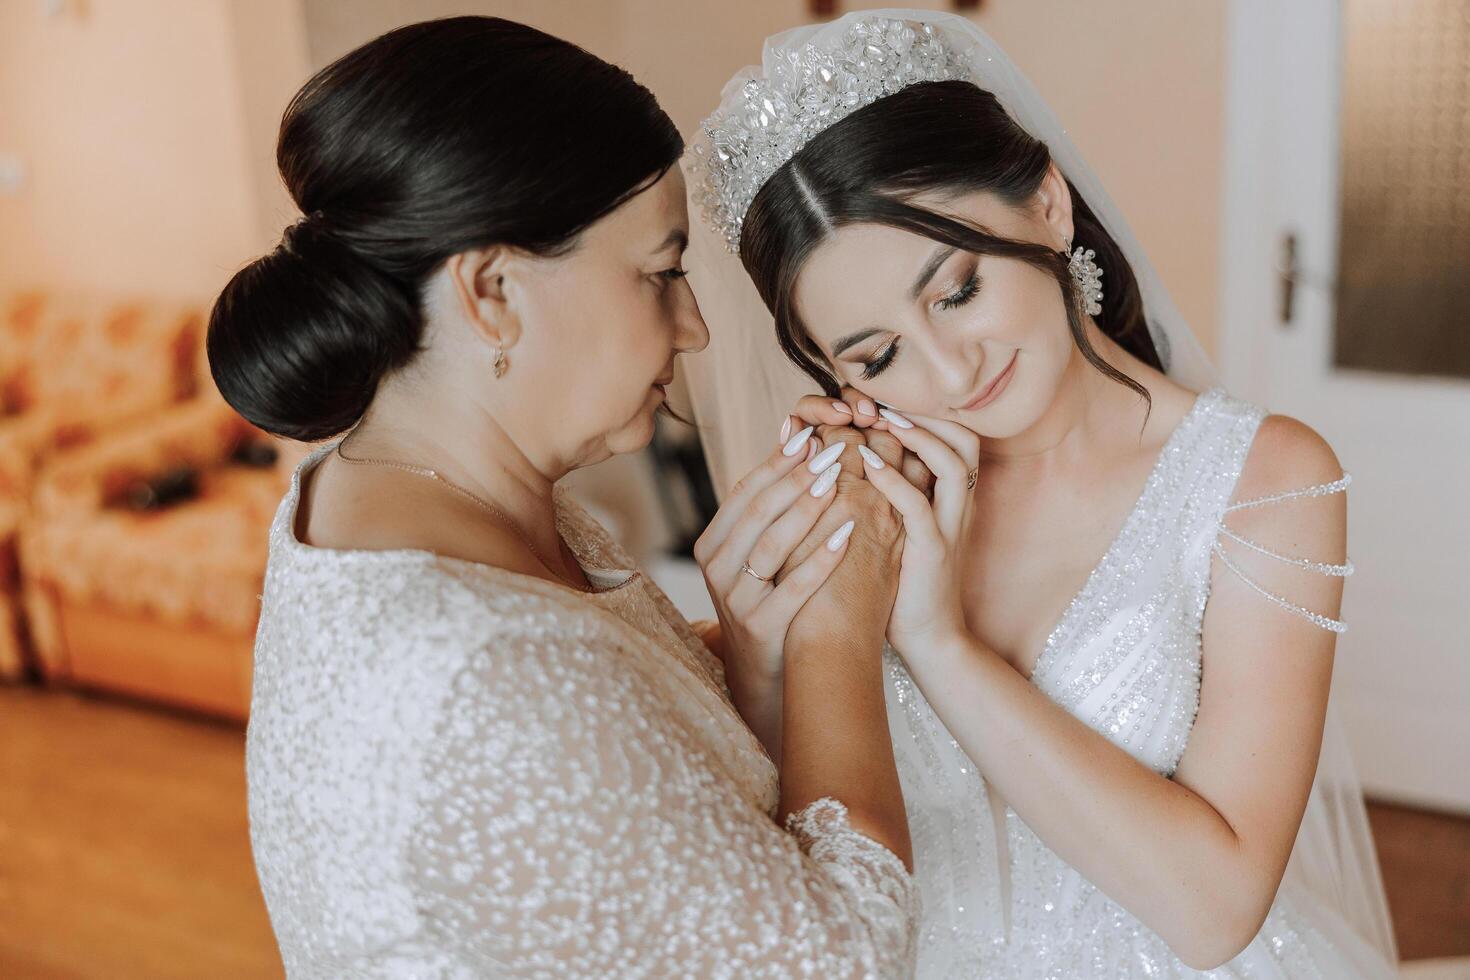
[791,174,1076,438]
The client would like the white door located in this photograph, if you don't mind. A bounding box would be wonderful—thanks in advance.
[1220,0,1470,811]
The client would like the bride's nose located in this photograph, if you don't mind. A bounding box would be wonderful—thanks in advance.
[921,334,981,401]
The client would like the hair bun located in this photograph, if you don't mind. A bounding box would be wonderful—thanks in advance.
[207,219,422,442]
[208,15,684,443]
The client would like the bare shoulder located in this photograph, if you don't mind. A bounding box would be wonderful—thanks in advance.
[1232,412,1345,506]
[301,455,545,576]
[1220,412,1349,580]
[1133,375,1204,449]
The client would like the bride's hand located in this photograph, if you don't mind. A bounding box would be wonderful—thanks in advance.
[852,405,982,659]
[693,420,856,686]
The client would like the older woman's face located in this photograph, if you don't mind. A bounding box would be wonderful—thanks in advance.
[506,165,708,465]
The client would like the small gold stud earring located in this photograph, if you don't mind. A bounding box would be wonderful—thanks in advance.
[492,347,508,378]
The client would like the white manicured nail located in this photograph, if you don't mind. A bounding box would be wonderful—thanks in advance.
[857,445,885,469]
[826,518,856,551]
[810,461,841,497]
[877,407,913,429]
[782,424,814,456]
[831,400,852,416]
[807,441,844,474]
[857,398,877,416]
[779,416,792,444]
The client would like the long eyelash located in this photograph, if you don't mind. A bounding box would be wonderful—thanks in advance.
[857,273,977,380]
[861,340,899,380]
[661,267,689,281]
[937,273,981,311]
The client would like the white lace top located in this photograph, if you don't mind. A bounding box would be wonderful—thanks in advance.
[888,386,1396,979]
[245,440,917,978]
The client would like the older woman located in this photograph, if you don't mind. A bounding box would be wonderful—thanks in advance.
[211,17,916,978]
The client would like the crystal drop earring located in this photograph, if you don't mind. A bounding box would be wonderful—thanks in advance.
[1064,237,1105,317]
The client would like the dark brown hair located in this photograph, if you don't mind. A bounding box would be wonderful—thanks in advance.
[208,17,683,442]
[739,79,1158,407]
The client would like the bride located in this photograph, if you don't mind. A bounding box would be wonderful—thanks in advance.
[684,10,1400,978]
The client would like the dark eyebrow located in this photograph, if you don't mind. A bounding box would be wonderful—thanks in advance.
[910,245,958,300]
[830,244,959,357]
[831,327,883,358]
[653,228,689,254]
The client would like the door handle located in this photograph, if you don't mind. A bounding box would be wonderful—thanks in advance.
[1277,232,1298,326]
[1276,231,1338,328]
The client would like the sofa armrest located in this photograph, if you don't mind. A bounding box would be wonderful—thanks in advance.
[29,395,256,519]
[0,384,192,499]
[0,407,60,504]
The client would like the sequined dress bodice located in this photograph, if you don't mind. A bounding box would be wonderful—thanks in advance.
[245,440,916,978]
[887,387,1397,979]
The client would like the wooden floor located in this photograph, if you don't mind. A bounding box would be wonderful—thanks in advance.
[1369,799,1470,962]
[1,684,1466,978]
[0,686,280,979]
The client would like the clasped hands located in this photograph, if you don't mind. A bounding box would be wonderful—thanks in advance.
[695,386,983,690]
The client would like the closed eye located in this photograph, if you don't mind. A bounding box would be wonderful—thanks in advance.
[659,267,689,281]
[936,273,981,311]
[860,339,899,380]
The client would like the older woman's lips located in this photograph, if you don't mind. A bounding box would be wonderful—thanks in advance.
[960,352,1017,411]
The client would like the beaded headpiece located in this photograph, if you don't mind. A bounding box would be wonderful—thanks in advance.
[689,16,972,252]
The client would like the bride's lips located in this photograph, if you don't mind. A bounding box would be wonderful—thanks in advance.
[960,352,1018,412]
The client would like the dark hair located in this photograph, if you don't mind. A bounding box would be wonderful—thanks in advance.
[208,17,683,442]
[740,80,1158,409]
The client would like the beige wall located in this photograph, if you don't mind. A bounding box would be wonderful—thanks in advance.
[303,0,1226,354]
[0,0,309,303]
[225,0,313,248]
[968,2,1227,355]
[0,1,1224,346]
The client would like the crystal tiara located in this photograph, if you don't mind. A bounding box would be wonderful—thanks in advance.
[689,17,973,252]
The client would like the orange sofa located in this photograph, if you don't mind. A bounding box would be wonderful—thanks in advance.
[19,391,289,720]
[0,292,203,679]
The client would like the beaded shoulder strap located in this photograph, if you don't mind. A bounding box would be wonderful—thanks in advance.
[1212,473,1354,633]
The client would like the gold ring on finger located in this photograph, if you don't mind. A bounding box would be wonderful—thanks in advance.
[740,561,775,584]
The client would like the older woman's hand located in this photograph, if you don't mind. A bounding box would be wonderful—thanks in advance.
[780,422,906,654]
[693,423,856,691]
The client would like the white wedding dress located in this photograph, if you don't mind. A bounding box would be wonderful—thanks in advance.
[683,11,1401,979]
[883,385,1398,979]
[245,440,917,978]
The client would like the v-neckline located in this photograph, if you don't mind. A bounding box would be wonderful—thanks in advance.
[1023,387,1216,688]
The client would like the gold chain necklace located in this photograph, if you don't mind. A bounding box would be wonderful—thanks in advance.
[332,439,589,592]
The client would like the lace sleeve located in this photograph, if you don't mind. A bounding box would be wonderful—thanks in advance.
[1212,473,1354,632]
[407,618,918,978]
